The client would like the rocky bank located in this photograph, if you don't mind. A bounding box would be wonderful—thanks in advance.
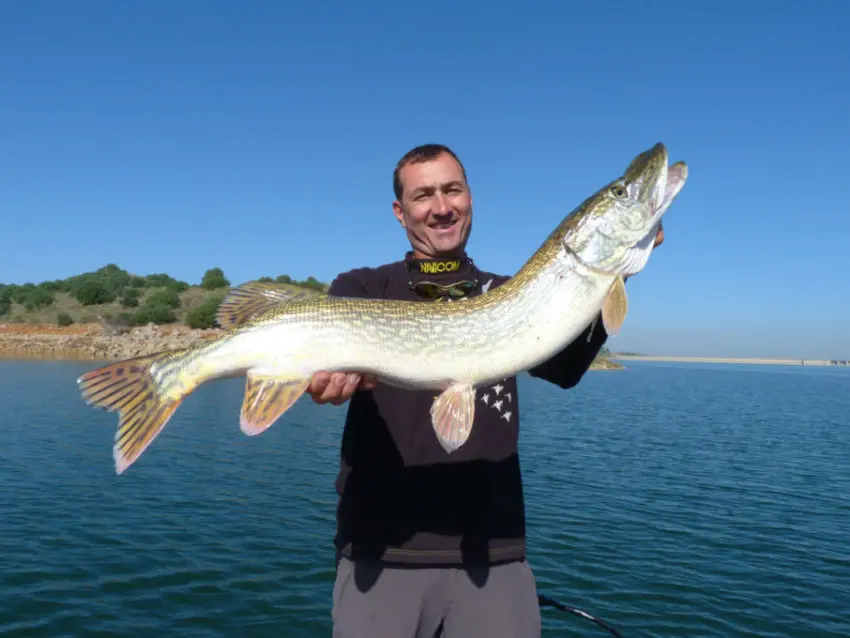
[589,356,623,370]
[0,322,622,369]
[0,323,222,361]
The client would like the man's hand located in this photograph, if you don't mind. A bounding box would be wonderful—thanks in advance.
[307,371,379,405]
[653,223,664,248]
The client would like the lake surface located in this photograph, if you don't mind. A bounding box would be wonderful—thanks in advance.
[2,360,848,637]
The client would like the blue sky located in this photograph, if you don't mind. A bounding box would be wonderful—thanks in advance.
[1,1,847,359]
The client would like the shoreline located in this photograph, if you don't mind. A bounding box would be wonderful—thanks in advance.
[0,323,222,362]
[0,323,623,370]
[613,354,843,367]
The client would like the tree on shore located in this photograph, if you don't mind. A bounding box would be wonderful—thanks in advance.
[200,268,230,290]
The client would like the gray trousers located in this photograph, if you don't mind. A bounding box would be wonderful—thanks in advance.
[331,556,542,638]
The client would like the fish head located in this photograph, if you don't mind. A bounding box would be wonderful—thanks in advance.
[561,142,688,277]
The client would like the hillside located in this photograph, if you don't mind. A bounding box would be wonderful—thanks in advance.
[0,264,327,330]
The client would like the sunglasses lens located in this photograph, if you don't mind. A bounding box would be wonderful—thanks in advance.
[412,280,477,299]
[414,283,441,298]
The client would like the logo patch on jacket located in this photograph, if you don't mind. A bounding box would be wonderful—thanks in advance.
[419,260,461,274]
[480,380,513,424]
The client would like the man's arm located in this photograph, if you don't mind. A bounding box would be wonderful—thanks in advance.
[307,270,379,405]
[527,315,609,389]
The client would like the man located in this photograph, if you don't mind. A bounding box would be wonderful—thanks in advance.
[307,144,663,637]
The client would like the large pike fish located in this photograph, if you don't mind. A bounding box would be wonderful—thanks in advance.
[78,142,688,474]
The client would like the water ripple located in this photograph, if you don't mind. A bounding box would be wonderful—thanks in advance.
[2,361,849,636]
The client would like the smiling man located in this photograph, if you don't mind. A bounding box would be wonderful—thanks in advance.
[307,144,661,638]
[391,147,473,259]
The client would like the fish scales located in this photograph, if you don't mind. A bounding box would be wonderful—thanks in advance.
[191,254,588,386]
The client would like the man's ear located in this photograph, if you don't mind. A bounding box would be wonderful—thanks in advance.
[392,200,406,228]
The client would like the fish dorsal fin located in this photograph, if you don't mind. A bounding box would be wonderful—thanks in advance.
[215,281,313,330]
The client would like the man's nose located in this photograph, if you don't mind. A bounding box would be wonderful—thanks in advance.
[432,193,452,215]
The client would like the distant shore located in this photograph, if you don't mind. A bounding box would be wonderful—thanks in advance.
[0,323,623,370]
[613,354,842,367]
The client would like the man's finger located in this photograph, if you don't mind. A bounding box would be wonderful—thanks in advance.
[319,372,346,403]
[333,373,362,405]
[310,371,339,404]
[310,370,376,404]
[308,371,330,397]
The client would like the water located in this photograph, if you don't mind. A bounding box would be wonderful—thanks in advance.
[2,360,848,637]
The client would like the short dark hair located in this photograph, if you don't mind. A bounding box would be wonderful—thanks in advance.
[392,143,468,200]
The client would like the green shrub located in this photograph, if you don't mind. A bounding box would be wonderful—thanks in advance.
[166,280,189,293]
[186,294,224,329]
[72,280,116,306]
[145,273,177,288]
[24,289,55,310]
[96,264,131,295]
[298,276,325,291]
[133,304,177,325]
[128,276,148,289]
[147,289,181,309]
[201,267,230,290]
[12,284,35,304]
[38,281,61,292]
[57,312,74,326]
[121,289,140,307]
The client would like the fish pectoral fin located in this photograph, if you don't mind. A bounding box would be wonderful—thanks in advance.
[430,382,476,453]
[77,351,188,475]
[601,275,628,335]
[216,281,314,330]
[240,373,309,436]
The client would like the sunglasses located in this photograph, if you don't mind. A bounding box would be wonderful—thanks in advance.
[409,279,480,299]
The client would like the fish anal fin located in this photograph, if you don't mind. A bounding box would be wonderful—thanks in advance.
[77,351,188,474]
[601,275,628,335]
[430,382,476,453]
[240,373,309,436]
[216,281,313,330]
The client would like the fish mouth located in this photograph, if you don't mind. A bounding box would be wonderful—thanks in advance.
[626,142,688,219]
[659,161,688,216]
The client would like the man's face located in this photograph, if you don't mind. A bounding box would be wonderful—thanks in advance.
[392,153,473,259]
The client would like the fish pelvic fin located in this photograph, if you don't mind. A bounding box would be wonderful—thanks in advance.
[240,372,310,436]
[430,382,476,453]
[601,275,628,335]
[216,281,314,330]
[77,351,191,474]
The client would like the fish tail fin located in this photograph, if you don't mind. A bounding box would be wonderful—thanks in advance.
[77,350,192,474]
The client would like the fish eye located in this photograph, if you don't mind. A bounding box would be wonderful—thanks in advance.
[610,183,626,198]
